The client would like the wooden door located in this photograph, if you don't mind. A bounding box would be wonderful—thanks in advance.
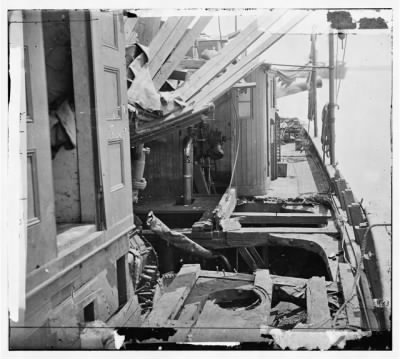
[23,10,57,271]
[90,10,133,238]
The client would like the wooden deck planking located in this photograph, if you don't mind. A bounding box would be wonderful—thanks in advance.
[306,276,332,328]
[266,142,329,198]
[338,262,361,327]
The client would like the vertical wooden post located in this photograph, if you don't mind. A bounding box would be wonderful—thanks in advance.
[328,29,336,165]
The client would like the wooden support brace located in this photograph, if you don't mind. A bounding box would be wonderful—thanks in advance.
[179,58,206,69]
[306,276,331,328]
[338,263,361,327]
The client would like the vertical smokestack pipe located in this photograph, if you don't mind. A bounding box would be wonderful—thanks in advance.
[183,136,193,205]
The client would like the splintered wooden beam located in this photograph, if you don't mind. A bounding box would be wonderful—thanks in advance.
[193,11,309,109]
[148,16,195,78]
[213,187,237,229]
[306,276,331,328]
[144,264,200,326]
[231,212,329,225]
[153,16,212,89]
[176,9,288,101]
[338,263,361,327]
[192,209,213,232]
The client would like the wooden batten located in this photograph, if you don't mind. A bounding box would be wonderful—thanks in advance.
[148,17,195,78]
[192,12,309,109]
[177,10,288,102]
[306,276,331,328]
[153,16,212,89]
[341,189,355,224]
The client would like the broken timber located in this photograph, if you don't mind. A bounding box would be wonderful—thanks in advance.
[231,211,329,226]
[153,16,212,89]
[193,11,309,109]
[176,9,288,101]
[213,187,238,231]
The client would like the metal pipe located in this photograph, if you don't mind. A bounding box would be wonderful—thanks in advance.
[328,30,336,165]
[183,135,194,205]
[132,144,150,203]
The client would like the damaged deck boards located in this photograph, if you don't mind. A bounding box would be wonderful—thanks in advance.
[231,212,329,225]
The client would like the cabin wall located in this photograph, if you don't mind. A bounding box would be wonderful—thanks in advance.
[232,67,270,196]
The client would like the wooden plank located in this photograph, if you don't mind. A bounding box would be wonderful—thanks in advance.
[238,248,258,271]
[213,187,237,229]
[179,58,206,69]
[338,263,361,327]
[149,17,195,78]
[192,12,309,109]
[177,10,287,101]
[144,264,201,326]
[231,212,329,225]
[153,16,212,89]
[306,276,331,328]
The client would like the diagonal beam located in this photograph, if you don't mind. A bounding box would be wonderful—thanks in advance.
[148,16,195,78]
[153,16,212,89]
[192,11,309,109]
[175,9,288,101]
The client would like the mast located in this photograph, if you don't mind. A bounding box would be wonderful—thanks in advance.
[328,28,336,166]
[310,33,318,137]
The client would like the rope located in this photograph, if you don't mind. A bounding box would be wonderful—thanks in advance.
[336,34,348,103]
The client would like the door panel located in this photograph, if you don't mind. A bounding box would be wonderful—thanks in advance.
[23,10,57,271]
[90,10,133,236]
